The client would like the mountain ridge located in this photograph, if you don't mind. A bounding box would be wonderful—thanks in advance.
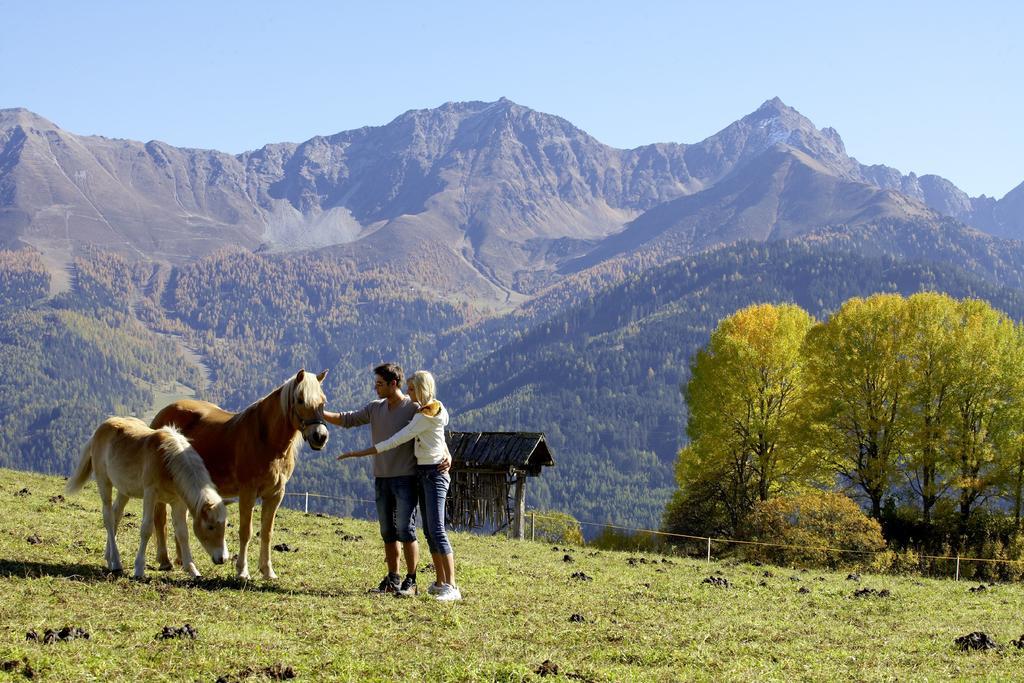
[2,99,1022,301]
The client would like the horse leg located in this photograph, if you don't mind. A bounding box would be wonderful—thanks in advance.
[134,489,156,579]
[235,490,256,580]
[109,491,130,573]
[258,491,284,580]
[98,479,120,573]
[170,501,200,578]
[153,503,173,571]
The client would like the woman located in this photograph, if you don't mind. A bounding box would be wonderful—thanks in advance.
[339,370,460,601]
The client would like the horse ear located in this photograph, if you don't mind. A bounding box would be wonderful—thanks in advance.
[316,369,328,383]
[295,369,305,383]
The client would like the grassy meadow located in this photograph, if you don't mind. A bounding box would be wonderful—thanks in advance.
[1,467,1023,682]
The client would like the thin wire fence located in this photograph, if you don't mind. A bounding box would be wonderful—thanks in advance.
[280,491,1020,582]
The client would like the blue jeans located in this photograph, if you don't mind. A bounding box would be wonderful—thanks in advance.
[374,476,418,543]
[417,465,452,555]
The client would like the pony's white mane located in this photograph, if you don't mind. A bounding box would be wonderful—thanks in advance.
[158,426,222,512]
[277,372,325,417]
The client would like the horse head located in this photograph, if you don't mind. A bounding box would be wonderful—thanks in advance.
[193,497,230,565]
[288,369,330,450]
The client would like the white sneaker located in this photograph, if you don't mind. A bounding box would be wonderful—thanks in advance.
[427,582,445,595]
[435,583,462,602]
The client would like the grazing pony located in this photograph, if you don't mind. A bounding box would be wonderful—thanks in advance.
[65,417,229,578]
[150,369,329,580]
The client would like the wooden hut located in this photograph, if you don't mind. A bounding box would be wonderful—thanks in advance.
[444,431,554,539]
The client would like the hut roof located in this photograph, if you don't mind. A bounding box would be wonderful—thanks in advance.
[446,431,554,476]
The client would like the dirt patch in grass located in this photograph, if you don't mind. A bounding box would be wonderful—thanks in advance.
[26,533,41,545]
[955,632,999,651]
[272,543,298,553]
[215,662,296,681]
[1,657,34,679]
[570,571,592,581]
[536,660,559,676]
[702,576,729,588]
[853,588,891,598]
[156,624,198,640]
[26,626,90,643]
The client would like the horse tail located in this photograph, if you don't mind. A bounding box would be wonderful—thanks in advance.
[65,430,97,495]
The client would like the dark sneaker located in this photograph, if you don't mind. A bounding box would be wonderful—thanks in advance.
[369,573,400,594]
[395,574,417,598]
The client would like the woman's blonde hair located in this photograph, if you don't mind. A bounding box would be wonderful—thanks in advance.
[409,370,437,406]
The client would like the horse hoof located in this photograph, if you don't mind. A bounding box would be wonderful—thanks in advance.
[262,570,278,581]
[158,562,173,572]
[237,569,250,580]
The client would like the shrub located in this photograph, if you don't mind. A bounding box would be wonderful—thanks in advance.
[743,491,886,569]
[589,526,664,553]
[529,510,584,546]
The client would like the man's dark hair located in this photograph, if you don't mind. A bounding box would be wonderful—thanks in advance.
[374,363,404,387]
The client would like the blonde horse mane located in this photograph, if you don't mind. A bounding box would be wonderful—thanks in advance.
[276,372,326,458]
[158,427,221,512]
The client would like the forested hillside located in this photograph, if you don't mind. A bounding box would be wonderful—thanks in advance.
[4,220,1024,530]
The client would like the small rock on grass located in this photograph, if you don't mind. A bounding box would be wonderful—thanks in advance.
[798,586,811,594]
[272,543,298,553]
[14,487,30,497]
[568,613,586,623]
[702,576,730,588]
[26,534,41,545]
[570,571,593,581]
[1010,635,1024,649]
[562,554,574,563]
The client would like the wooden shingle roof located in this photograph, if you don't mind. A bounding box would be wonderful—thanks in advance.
[445,431,554,476]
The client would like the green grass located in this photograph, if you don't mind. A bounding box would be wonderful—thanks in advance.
[1,467,1023,682]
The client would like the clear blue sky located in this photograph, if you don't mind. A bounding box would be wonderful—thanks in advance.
[2,1,1020,198]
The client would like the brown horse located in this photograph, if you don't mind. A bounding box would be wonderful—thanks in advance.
[150,369,329,579]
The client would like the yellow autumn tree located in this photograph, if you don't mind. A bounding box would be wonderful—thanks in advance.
[677,303,817,533]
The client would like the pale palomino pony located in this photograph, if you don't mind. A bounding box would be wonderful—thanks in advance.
[65,416,229,578]
[150,369,329,580]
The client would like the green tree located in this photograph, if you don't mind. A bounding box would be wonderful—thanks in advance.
[679,303,816,532]
[947,299,1024,533]
[902,292,960,524]
[802,294,910,519]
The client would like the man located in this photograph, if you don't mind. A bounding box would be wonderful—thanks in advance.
[324,363,448,596]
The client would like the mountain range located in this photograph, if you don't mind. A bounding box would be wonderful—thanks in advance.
[3,98,1022,302]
